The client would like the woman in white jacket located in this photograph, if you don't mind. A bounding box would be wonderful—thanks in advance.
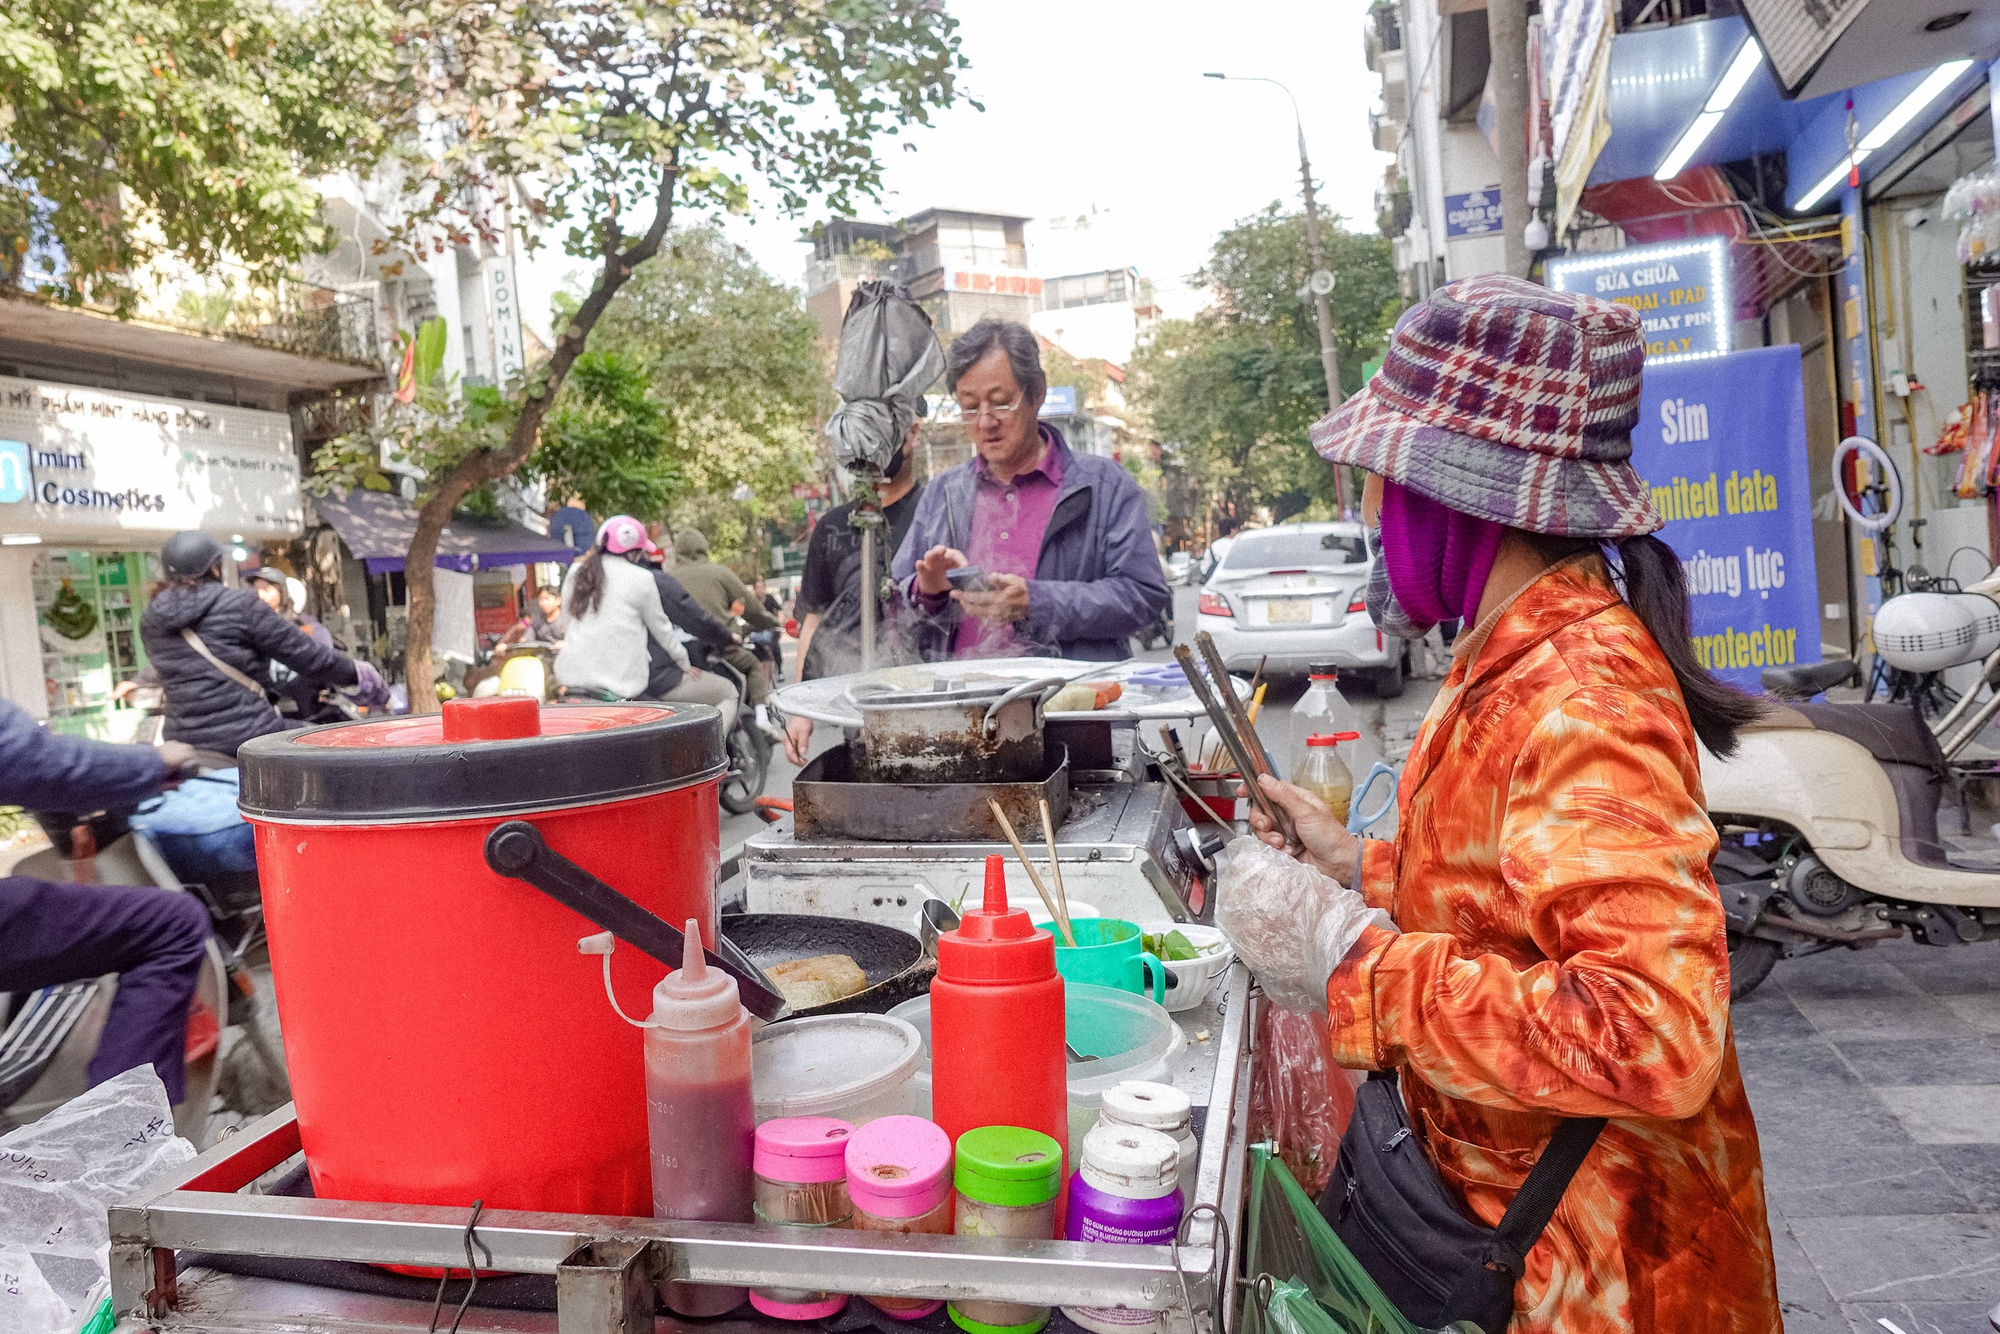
[555,516,738,710]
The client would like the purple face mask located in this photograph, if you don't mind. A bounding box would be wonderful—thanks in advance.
[1376,480,1505,633]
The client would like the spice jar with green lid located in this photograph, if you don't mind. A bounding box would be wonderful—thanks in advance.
[948,1125,1062,1334]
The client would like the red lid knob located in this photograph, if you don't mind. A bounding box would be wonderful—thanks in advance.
[441,696,542,742]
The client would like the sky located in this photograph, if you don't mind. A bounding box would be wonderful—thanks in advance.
[518,0,1393,342]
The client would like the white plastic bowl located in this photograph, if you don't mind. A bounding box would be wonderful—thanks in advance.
[1155,925,1235,1013]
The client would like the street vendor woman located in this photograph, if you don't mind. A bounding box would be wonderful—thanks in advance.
[894,319,1168,660]
[1239,277,1781,1332]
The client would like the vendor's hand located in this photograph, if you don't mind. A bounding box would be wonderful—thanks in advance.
[914,545,968,596]
[157,741,198,783]
[1247,775,1362,887]
[783,715,814,767]
[956,572,1030,626]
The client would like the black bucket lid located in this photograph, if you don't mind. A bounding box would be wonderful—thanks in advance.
[238,697,727,823]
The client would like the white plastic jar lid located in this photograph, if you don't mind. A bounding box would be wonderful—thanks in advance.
[1099,1080,1192,1134]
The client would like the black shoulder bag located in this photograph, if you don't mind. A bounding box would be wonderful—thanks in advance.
[1319,1072,1605,1334]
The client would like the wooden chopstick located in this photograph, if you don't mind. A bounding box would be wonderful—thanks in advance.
[988,799,1076,946]
[1038,798,1072,934]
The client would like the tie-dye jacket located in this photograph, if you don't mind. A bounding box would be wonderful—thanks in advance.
[1327,557,1780,1333]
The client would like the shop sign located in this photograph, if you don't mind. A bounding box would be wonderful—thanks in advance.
[0,378,302,539]
[1632,345,1818,691]
[941,269,1043,297]
[1444,188,1504,238]
[1039,386,1078,417]
[484,255,526,384]
[1546,235,1729,364]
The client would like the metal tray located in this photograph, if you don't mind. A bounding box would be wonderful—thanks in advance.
[792,743,1071,843]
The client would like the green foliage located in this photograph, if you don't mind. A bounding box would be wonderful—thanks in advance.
[539,223,830,547]
[0,0,393,308]
[1131,205,1402,522]
[534,350,684,521]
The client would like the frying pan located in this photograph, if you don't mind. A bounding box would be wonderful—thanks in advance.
[719,913,935,1018]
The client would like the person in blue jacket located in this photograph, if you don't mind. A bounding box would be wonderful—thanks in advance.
[0,703,212,1102]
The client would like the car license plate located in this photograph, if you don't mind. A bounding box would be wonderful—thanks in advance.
[1267,598,1312,624]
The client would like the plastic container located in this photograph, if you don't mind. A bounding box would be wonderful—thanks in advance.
[1288,665,1364,782]
[1097,1082,1196,1206]
[930,856,1070,1220]
[889,983,1185,1148]
[1296,733,1359,826]
[750,1117,854,1319]
[1153,925,1235,1015]
[845,1116,954,1319]
[236,697,725,1224]
[644,921,754,1316]
[752,1014,923,1126]
[949,1126,1063,1334]
[1061,1123,1185,1334]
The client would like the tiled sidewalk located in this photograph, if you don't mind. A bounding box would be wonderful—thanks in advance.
[1733,936,2000,1333]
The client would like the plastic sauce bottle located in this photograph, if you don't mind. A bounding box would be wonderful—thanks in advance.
[930,856,1069,1220]
[845,1115,954,1320]
[1060,1123,1185,1334]
[750,1117,855,1319]
[1097,1081,1196,1208]
[949,1125,1063,1334]
[643,919,755,1317]
[1289,663,1364,780]
[1296,733,1359,825]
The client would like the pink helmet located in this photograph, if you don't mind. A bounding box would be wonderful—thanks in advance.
[595,515,660,557]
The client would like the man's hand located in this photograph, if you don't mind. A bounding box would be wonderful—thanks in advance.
[783,715,815,767]
[157,741,198,784]
[956,572,1030,626]
[914,545,968,596]
[1246,774,1362,886]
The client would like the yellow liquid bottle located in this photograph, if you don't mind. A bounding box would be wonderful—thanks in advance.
[1297,732,1358,826]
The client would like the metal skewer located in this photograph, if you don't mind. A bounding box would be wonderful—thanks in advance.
[1173,644,1297,850]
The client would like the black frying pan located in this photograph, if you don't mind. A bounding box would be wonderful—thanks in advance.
[719,913,935,1019]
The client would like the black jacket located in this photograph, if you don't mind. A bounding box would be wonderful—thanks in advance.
[645,569,735,700]
[140,581,358,755]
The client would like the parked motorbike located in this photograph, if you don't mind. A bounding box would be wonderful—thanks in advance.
[1704,580,2000,997]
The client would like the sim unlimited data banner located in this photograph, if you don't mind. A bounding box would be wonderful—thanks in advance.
[1630,344,1818,692]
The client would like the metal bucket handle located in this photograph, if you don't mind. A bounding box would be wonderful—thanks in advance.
[981,677,1067,737]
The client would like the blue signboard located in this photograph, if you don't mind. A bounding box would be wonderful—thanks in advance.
[1444,188,1504,238]
[1546,235,1730,364]
[1039,386,1078,417]
[0,440,28,505]
[1632,345,1818,691]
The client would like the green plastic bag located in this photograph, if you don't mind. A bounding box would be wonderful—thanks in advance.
[1241,1144,1480,1334]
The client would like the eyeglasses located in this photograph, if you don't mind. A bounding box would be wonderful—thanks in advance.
[960,399,1023,423]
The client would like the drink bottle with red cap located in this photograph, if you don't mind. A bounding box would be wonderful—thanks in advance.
[930,854,1069,1220]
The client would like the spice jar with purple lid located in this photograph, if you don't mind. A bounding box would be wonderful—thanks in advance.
[1061,1122,1184,1334]
[750,1116,854,1320]
[844,1115,954,1319]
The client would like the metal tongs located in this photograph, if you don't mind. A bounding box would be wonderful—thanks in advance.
[1175,634,1300,853]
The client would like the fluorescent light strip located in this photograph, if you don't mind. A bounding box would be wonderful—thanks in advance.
[1654,38,1764,182]
[1794,59,1975,210]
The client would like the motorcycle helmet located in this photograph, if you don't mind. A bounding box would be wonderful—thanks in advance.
[161,530,225,579]
[595,514,660,558]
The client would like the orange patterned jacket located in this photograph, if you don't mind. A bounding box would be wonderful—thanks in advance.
[1326,556,1781,1333]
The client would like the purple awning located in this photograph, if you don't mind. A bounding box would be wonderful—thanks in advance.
[313,489,576,575]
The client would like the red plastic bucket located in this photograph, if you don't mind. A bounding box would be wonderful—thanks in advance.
[238,697,726,1220]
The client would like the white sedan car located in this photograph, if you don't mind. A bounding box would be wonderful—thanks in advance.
[1195,521,1409,695]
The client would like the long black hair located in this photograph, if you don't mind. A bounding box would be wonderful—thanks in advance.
[1532,532,1764,756]
[568,545,608,619]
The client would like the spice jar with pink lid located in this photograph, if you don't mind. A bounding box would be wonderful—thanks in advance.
[844,1115,954,1319]
[750,1116,854,1320]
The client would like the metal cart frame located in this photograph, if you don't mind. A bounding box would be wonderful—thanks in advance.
[108,967,1257,1334]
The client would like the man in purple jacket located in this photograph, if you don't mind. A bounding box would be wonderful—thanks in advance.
[0,701,212,1102]
[894,320,1168,661]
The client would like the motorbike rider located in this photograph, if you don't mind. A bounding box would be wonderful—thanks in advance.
[642,553,742,706]
[554,516,737,711]
[0,699,211,1102]
[671,528,783,738]
[140,532,387,758]
[244,566,343,722]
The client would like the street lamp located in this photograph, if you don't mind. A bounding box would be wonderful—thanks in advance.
[1204,72,1346,431]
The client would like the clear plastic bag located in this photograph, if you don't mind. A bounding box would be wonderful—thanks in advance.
[0,1067,197,1330]
[1216,836,1393,1015]
[1248,1005,1356,1197]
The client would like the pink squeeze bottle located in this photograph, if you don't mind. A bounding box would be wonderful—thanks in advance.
[645,919,756,1316]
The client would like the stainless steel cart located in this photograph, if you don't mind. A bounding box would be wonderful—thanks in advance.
[109,967,1258,1334]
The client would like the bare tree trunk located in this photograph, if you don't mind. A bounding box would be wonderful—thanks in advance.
[1486,0,1532,278]
[400,166,679,711]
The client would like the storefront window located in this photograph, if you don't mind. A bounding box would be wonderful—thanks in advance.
[34,549,159,739]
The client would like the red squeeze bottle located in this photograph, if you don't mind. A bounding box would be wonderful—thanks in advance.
[930,855,1070,1228]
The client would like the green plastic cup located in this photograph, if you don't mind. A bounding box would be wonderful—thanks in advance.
[1053,918,1166,1005]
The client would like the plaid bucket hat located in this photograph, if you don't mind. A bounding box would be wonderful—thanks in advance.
[1309,274,1662,538]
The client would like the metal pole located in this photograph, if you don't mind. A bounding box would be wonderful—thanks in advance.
[858,523,877,673]
[1486,0,1532,276]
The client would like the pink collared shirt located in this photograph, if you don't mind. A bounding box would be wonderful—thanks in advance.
[953,427,1065,657]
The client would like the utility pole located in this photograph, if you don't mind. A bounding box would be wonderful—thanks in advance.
[1486,0,1532,277]
[1206,72,1349,510]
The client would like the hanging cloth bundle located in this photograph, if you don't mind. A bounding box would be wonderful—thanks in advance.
[823,281,945,474]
